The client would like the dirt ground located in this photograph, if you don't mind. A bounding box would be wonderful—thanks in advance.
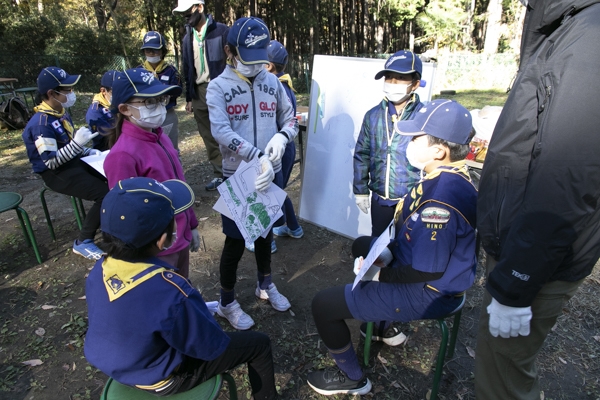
[1,98,599,400]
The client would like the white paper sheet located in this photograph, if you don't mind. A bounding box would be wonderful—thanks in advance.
[352,220,394,290]
[213,159,287,245]
[81,150,110,177]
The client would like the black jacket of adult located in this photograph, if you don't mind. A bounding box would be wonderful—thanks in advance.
[182,15,229,102]
[477,0,600,307]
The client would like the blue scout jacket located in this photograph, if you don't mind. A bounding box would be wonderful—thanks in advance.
[23,109,90,173]
[86,93,114,150]
[84,256,230,389]
[353,95,423,201]
[389,161,477,295]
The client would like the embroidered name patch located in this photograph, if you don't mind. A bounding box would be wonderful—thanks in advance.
[420,207,450,229]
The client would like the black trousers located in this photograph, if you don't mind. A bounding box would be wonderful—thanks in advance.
[220,233,273,290]
[40,159,108,242]
[152,331,277,400]
[312,286,353,349]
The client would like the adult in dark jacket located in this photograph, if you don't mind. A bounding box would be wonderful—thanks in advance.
[172,0,229,191]
[475,1,600,399]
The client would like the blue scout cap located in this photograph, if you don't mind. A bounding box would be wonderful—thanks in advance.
[227,17,270,65]
[111,68,182,111]
[141,31,166,50]
[100,70,117,89]
[267,40,288,65]
[374,50,423,80]
[37,67,81,94]
[395,99,473,145]
[101,177,195,248]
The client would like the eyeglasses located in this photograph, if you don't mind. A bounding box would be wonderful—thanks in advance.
[127,96,169,110]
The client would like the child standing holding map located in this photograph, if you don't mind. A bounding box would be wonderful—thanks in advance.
[206,16,298,330]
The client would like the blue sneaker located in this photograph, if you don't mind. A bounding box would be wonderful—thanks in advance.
[73,239,104,260]
[245,240,277,254]
[273,225,304,239]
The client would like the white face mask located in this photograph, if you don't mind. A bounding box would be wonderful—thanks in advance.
[383,82,413,104]
[146,55,161,63]
[236,60,264,77]
[405,138,437,172]
[56,91,76,108]
[129,104,167,129]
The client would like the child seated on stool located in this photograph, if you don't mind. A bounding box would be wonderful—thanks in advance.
[84,177,278,399]
[308,100,477,396]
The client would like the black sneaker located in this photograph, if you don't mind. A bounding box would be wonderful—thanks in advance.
[307,368,371,396]
[360,322,407,346]
[205,177,223,191]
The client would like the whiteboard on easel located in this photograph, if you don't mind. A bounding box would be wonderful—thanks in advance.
[298,55,436,239]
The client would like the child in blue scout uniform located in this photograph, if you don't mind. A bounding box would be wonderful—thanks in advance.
[206,17,298,331]
[22,67,108,260]
[137,31,183,151]
[267,40,305,242]
[85,70,117,151]
[353,50,424,237]
[84,177,278,399]
[308,100,477,396]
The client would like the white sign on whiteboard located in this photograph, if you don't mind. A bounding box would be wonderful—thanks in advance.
[298,55,436,239]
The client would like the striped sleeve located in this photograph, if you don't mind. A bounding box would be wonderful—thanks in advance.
[43,141,84,170]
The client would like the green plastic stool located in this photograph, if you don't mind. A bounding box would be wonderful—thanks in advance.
[0,192,42,264]
[363,295,466,400]
[101,373,238,400]
[40,185,86,241]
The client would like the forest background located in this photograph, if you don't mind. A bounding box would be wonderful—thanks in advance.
[0,0,524,94]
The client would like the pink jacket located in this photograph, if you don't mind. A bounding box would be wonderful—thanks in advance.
[105,120,198,256]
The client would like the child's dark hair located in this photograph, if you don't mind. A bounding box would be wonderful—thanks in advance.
[101,218,175,260]
[227,44,238,57]
[427,129,475,162]
[106,113,126,148]
[34,85,69,105]
[271,62,286,74]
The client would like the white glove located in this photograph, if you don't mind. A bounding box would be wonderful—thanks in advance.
[255,155,275,192]
[88,149,102,156]
[353,257,380,281]
[73,127,99,147]
[264,133,288,162]
[487,297,532,338]
[190,228,200,252]
[355,195,370,214]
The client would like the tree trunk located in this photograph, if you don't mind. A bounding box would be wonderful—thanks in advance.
[483,0,502,54]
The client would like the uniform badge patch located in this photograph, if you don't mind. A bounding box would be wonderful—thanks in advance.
[106,275,125,294]
[421,207,450,229]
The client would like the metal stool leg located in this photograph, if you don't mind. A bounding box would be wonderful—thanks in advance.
[15,207,42,264]
[446,310,462,358]
[363,322,374,367]
[77,197,86,219]
[70,196,84,231]
[430,319,450,400]
[221,372,238,400]
[40,188,56,241]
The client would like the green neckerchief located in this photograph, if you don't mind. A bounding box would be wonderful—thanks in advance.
[192,16,210,77]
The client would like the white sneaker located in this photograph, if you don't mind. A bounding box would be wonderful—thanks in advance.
[217,300,255,330]
[255,283,291,311]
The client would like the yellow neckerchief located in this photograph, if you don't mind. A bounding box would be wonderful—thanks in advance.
[34,101,74,137]
[278,73,296,92]
[393,160,470,223]
[92,92,111,108]
[102,257,167,302]
[143,60,168,77]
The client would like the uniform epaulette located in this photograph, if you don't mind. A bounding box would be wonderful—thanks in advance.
[160,271,194,297]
